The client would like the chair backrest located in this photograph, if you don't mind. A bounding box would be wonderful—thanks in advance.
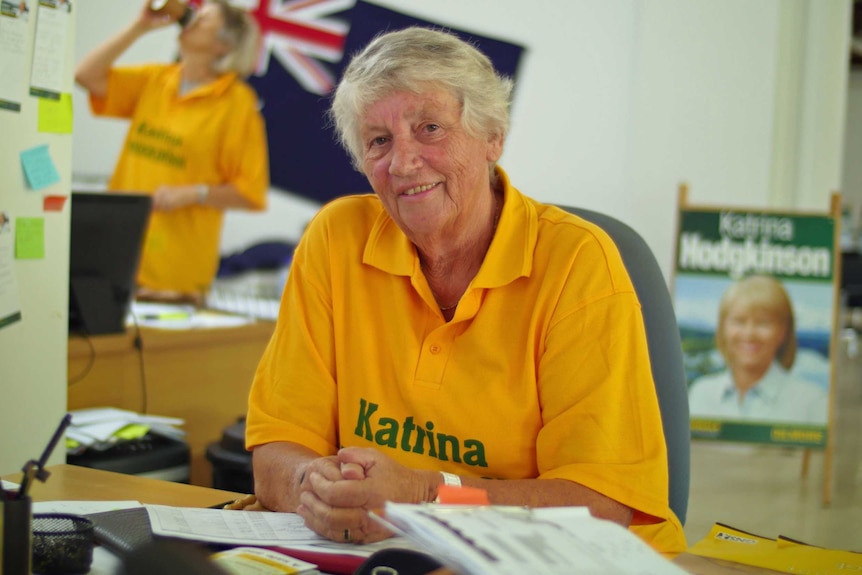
[558,205,690,525]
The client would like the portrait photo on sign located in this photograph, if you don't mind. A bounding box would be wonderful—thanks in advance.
[671,205,836,447]
[675,273,831,428]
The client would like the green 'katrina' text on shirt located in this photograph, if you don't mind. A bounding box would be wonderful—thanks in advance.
[354,399,488,467]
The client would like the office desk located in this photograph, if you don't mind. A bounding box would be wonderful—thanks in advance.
[2,464,241,507]
[67,320,275,486]
[2,465,783,575]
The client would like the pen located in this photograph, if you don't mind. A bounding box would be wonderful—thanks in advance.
[209,499,242,509]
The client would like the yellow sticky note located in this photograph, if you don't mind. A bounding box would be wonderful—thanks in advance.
[38,93,73,134]
[15,217,45,259]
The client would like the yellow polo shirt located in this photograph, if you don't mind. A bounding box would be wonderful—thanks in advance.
[246,167,685,554]
[90,63,269,294]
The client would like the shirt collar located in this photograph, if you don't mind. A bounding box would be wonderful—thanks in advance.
[720,362,787,403]
[363,165,537,287]
[164,64,238,100]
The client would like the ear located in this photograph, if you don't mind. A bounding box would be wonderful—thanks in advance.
[486,133,504,163]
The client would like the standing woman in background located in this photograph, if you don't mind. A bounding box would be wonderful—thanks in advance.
[75,0,269,300]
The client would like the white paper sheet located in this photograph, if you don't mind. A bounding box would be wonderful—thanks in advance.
[71,407,184,427]
[0,215,22,330]
[145,505,416,559]
[68,407,185,446]
[127,301,255,329]
[33,499,142,515]
[29,0,70,99]
[379,504,689,575]
[0,1,31,111]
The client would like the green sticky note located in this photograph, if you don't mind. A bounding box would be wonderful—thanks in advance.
[38,93,74,134]
[15,217,45,259]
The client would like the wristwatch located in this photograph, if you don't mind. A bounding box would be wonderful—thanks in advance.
[440,471,461,488]
[433,471,461,503]
[196,184,209,204]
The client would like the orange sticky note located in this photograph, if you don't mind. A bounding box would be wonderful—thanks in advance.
[43,195,66,212]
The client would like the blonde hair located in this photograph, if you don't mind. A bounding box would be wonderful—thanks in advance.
[330,27,514,171]
[715,274,797,369]
[211,0,260,78]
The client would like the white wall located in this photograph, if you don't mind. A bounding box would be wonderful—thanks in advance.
[71,0,851,278]
[620,1,781,274]
[0,7,75,472]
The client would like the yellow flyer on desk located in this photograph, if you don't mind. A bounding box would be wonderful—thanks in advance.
[688,523,862,575]
[687,523,776,566]
[773,536,862,574]
[211,547,318,574]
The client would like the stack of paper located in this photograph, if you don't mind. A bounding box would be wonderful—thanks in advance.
[128,301,254,329]
[688,523,862,574]
[68,407,185,450]
[375,503,689,575]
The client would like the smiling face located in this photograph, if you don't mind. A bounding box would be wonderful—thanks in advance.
[721,302,788,373]
[715,275,797,377]
[359,87,503,241]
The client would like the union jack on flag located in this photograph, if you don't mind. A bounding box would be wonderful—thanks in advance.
[248,0,354,95]
[241,0,524,204]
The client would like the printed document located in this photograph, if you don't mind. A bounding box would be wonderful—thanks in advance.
[376,504,689,575]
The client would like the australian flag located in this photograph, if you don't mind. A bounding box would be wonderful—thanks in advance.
[244,0,525,204]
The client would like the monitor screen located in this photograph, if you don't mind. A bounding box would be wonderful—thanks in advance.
[69,192,152,335]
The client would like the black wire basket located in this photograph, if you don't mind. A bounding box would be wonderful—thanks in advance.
[31,513,95,575]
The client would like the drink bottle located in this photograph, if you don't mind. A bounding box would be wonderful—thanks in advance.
[149,0,195,27]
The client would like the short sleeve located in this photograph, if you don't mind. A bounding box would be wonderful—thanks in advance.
[89,65,161,119]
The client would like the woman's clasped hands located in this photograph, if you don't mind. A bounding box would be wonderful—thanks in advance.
[296,446,438,545]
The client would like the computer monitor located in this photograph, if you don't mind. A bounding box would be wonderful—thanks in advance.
[69,191,152,335]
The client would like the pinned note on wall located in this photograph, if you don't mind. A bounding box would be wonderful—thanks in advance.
[15,217,45,259]
[43,196,66,212]
[38,93,73,133]
[20,144,60,191]
[0,210,23,331]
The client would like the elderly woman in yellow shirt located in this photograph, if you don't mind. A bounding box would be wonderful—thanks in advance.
[244,27,686,555]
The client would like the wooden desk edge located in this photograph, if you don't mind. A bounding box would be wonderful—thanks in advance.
[2,465,782,575]
[68,320,275,358]
[2,464,243,508]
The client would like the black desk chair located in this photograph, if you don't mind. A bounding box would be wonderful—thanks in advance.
[558,206,691,525]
